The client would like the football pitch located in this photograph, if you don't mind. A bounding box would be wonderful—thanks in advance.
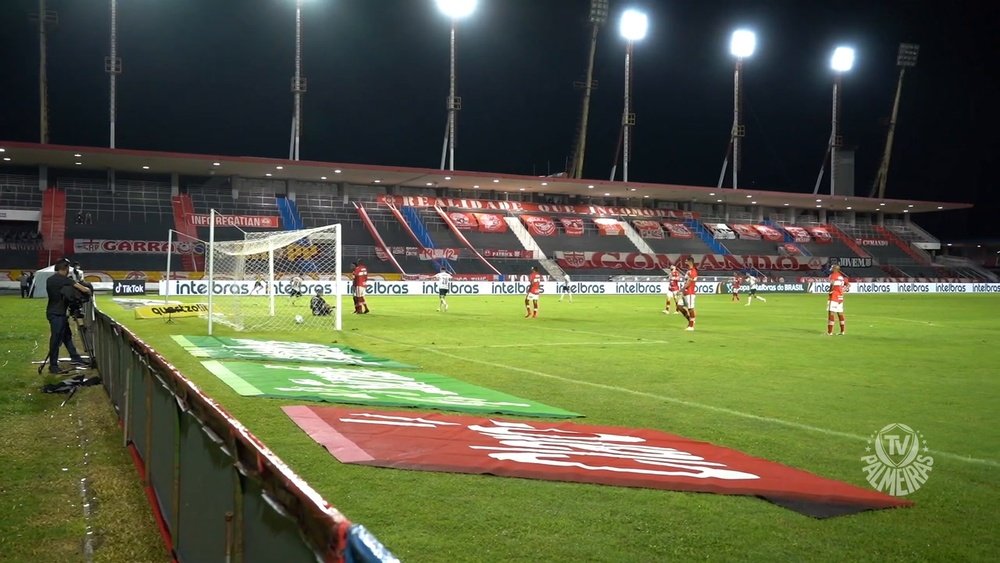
[107,292,998,561]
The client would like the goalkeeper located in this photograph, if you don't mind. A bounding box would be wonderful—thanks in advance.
[310,287,333,316]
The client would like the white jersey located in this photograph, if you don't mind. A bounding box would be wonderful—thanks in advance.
[433,271,453,291]
[747,276,758,290]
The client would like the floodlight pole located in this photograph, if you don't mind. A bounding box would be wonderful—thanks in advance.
[289,0,306,161]
[571,0,608,179]
[830,75,841,196]
[621,40,636,183]
[33,0,57,144]
[440,21,459,171]
[718,58,745,189]
[872,43,919,199]
[106,0,122,148]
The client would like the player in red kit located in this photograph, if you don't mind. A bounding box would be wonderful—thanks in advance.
[827,264,849,335]
[662,266,682,314]
[682,258,698,331]
[731,274,741,302]
[352,259,370,314]
[524,266,541,318]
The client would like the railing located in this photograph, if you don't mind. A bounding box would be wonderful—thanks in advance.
[89,304,394,562]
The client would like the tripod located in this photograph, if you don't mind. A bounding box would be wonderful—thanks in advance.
[36,312,97,374]
[38,311,100,405]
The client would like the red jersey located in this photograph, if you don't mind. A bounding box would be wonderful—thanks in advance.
[829,271,849,303]
[668,271,681,292]
[528,271,540,295]
[732,278,741,292]
[353,265,368,288]
[683,267,698,296]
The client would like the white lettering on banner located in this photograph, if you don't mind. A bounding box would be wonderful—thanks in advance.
[467,420,760,481]
[856,239,890,247]
[934,283,967,293]
[897,283,931,293]
[555,252,826,272]
[973,284,1000,293]
[74,239,206,255]
[186,214,281,229]
[376,195,698,219]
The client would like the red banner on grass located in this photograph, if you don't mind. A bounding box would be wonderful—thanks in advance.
[284,406,911,518]
[473,213,508,233]
[594,218,624,236]
[522,215,557,236]
[560,217,584,236]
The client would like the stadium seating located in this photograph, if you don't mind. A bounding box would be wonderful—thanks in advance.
[0,174,43,210]
[61,177,173,223]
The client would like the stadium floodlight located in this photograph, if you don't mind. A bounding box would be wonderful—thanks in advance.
[870,43,919,199]
[437,0,477,171]
[435,0,476,20]
[730,29,756,59]
[831,46,855,72]
[897,43,919,67]
[719,29,756,190]
[619,9,648,41]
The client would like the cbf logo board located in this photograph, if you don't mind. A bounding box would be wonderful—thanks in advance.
[861,423,933,496]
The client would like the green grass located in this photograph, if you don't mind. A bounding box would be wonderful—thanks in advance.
[114,292,1000,561]
[0,297,168,563]
[16,292,1000,561]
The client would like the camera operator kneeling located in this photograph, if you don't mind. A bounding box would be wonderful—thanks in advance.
[46,259,92,374]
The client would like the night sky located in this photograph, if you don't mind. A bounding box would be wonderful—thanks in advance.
[1,0,997,239]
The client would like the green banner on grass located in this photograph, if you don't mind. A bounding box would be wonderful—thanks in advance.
[202,360,581,418]
[172,335,412,368]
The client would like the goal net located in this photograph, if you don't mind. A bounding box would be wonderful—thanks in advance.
[206,218,343,334]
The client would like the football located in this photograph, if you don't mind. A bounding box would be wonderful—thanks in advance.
[294,314,304,324]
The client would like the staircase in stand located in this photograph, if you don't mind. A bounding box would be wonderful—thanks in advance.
[504,216,565,279]
[354,203,406,274]
[620,221,657,255]
[275,195,304,230]
[762,219,810,256]
[170,194,204,271]
[825,224,871,259]
[874,225,931,264]
[37,188,67,267]
[684,219,730,254]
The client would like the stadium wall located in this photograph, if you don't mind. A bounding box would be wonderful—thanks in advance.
[89,306,394,562]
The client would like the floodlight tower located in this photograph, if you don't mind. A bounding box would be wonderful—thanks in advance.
[611,8,648,183]
[717,29,756,190]
[106,0,122,148]
[289,0,307,161]
[871,43,919,199]
[814,46,855,195]
[30,0,58,144]
[436,0,477,171]
[569,0,609,179]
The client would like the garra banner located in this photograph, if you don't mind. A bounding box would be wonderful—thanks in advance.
[594,218,625,236]
[187,214,281,229]
[377,195,699,219]
[473,213,507,233]
[633,220,664,239]
[285,407,911,518]
[730,224,761,240]
[448,212,478,230]
[74,239,205,255]
[521,215,557,236]
[806,226,833,243]
[662,222,694,239]
[554,251,828,272]
[559,217,584,236]
[783,225,812,243]
[753,224,785,242]
[205,361,581,418]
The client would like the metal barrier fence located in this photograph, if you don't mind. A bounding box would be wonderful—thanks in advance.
[91,306,395,562]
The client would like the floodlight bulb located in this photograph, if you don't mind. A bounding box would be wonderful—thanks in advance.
[435,0,477,19]
[831,46,855,72]
[619,9,648,41]
[730,29,756,58]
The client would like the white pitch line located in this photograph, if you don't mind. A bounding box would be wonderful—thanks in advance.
[360,333,999,469]
[432,340,667,350]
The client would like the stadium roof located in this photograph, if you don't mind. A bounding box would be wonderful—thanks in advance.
[0,140,972,215]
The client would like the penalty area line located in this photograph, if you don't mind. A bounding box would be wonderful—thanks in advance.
[359,333,999,469]
[431,340,668,350]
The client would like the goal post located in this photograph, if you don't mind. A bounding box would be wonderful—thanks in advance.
[164,229,208,304]
[205,209,343,334]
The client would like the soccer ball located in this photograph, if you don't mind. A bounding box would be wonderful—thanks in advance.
[294,314,304,324]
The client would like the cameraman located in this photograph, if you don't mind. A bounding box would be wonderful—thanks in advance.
[46,259,91,374]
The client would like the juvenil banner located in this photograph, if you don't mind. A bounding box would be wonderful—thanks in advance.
[284,407,912,518]
[559,217,584,236]
[205,362,581,418]
[521,215,557,236]
[473,213,508,233]
[594,218,625,236]
[632,220,664,239]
